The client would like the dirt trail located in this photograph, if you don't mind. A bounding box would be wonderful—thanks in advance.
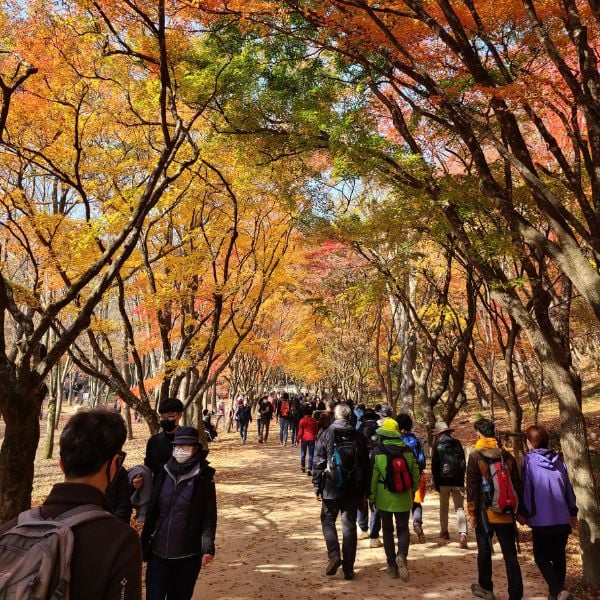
[198,425,548,600]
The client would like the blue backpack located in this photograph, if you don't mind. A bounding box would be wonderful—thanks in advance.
[402,433,426,473]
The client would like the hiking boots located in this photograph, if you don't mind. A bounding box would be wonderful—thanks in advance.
[413,522,426,543]
[459,533,468,549]
[307,470,312,476]
[325,556,342,576]
[471,583,496,599]
[437,531,450,545]
[396,554,409,582]
[387,564,399,579]
[343,570,355,580]
[358,530,370,540]
[369,538,383,548]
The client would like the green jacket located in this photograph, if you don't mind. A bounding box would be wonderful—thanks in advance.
[370,436,420,512]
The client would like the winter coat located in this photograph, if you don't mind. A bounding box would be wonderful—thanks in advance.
[401,432,426,472]
[521,448,577,528]
[105,466,132,524]
[466,437,521,525]
[0,483,142,600]
[297,415,319,443]
[258,400,274,421]
[370,435,420,513]
[236,405,252,425]
[312,419,370,500]
[358,418,380,451]
[141,452,217,560]
[431,433,466,490]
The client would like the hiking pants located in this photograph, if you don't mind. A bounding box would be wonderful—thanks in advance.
[380,510,410,565]
[321,497,359,571]
[475,521,523,600]
[300,440,315,470]
[357,502,381,539]
[239,422,249,443]
[279,417,289,444]
[259,419,271,442]
[146,553,201,600]
[290,419,299,445]
[532,528,569,597]
[439,485,467,535]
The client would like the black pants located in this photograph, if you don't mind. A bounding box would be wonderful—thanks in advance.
[146,554,201,600]
[532,528,569,597]
[380,510,410,566]
[475,521,523,600]
[321,497,359,572]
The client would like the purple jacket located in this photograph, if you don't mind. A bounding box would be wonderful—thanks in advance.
[521,449,577,527]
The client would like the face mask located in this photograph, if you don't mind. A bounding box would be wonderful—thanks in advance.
[173,447,193,463]
[160,419,177,432]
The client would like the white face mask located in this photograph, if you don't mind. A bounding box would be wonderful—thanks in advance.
[172,447,194,463]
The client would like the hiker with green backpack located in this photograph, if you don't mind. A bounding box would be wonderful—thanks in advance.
[370,418,420,581]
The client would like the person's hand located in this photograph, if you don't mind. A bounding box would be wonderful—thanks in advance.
[202,554,214,567]
[132,474,143,490]
[469,516,477,530]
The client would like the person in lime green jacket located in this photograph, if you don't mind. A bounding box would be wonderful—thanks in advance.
[370,418,420,581]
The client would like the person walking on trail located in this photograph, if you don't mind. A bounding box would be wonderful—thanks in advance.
[0,410,142,600]
[142,427,216,600]
[431,420,468,548]
[370,418,420,581]
[467,418,523,600]
[396,413,427,544]
[317,399,336,435]
[257,395,274,443]
[237,398,252,444]
[277,392,291,446]
[357,408,383,548]
[297,406,319,475]
[215,399,225,432]
[289,395,302,447]
[312,403,370,581]
[520,425,577,600]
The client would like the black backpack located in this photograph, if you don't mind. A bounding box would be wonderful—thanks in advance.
[439,437,466,480]
[326,430,363,490]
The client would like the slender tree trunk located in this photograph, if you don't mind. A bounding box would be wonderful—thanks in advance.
[123,403,133,440]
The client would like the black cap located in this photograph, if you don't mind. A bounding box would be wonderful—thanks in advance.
[171,426,200,446]
[158,397,184,414]
[474,418,495,438]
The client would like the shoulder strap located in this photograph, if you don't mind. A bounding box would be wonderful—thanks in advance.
[16,504,111,528]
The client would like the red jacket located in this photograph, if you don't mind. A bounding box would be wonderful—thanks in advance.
[297,416,319,443]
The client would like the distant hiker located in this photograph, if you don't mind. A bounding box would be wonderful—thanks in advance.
[396,413,427,544]
[317,400,336,435]
[215,400,225,432]
[370,418,420,580]
[277,392,291,446]
[142,427,216,600]
[0,409,142,600]
[357,408,383,547]
[467,418,523,600]
[353,403,365,430]
[233,396,243,432]
[237,398,252,445]
[202,410,218,443]
[521,425,577,600]
[289,395,302,447]
[257,395,274,443]
[297,406,319,475]
[377,404,392,425]
[431,420,468,548]
[312,403,370,580]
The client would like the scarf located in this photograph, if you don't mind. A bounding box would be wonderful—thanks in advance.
[474,436,499,451]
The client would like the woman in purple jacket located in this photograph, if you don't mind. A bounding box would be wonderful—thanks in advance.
[521,425,578,600]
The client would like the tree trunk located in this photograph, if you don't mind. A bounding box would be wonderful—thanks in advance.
[123,403,133,440]
[43,393,57,460]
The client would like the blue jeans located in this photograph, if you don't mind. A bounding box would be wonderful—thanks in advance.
[300,440,315,470]
[239,422,249,443]
[475,521,523,599]
[279,417,289,444]
[357,502,381,538]
[146,553,202,600]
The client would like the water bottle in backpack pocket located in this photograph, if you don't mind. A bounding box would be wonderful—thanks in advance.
[477,452,518,514]
[326,431,360,490]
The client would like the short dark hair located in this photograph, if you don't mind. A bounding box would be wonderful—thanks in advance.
[474,418,495,438]
[396,413,413,432]
[158,397,184,414]
[60,410,127,478]
[524,425,549,449]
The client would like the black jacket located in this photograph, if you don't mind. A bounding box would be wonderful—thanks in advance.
[144,430,176,478]
[431,433,467,490]
[141,455,217,560]
[312,419,370,500]
[105,466,132,523]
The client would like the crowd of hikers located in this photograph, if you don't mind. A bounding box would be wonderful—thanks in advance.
[0,393,579,600]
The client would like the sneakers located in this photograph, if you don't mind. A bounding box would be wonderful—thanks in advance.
[459,533,468,549]
[325,556,342,576]
[369,538,383,548]
[358,530,370,540]
[396,554,409,582]
[387,564,399,579]
[471,583,495,599]
[557,592,574,600]
[413,522,426,543]
[437,531,450,545]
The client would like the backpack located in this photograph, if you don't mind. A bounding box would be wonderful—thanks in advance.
[439,437,466,480]
[0,504,112,599]
[289,401,300,421]
[402,433,426,472]
[379,444,413,493]
[280,400,289,418]
[326,430,362,490]
[476,451,518,514]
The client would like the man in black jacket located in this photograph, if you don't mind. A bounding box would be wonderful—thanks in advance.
[312,403,369,580]
[431,420,468,548]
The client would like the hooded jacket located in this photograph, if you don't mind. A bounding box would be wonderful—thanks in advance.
[521,448,577,528]
[370,433,420,513]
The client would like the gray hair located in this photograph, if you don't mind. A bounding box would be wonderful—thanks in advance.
[334,403,351,421]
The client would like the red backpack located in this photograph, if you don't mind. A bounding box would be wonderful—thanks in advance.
[379,444,412,493]
[477,452,518,514]
[280,400,289,417]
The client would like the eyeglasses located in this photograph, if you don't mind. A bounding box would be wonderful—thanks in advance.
[117,451,127,468]
[159,412,182,419]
